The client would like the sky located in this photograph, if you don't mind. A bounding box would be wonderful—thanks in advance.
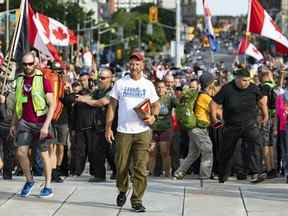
[196,0,249,16]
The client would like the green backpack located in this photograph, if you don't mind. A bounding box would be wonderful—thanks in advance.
[175,89,199,130]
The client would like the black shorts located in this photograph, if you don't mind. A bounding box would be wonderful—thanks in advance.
[52,124,69,145]
[15,119,53,152]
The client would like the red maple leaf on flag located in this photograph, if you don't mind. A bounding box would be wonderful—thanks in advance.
[53,27,67,40]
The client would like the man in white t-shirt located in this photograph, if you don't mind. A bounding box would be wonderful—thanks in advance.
[105,51,160,212]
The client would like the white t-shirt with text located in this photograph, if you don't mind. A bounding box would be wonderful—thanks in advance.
[110,76,159,134]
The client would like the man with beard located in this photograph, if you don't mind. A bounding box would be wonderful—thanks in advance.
[10,52,55,198]
[75,68,116,181]
[106,51,160,212]
[210,68,268,184]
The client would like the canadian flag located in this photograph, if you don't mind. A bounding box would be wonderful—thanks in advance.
[12,0,77,64]
[11,0,62,63]
[27,3,62,62]
[248,0,288,48]
[238,36,263,61]
[33,12,77,47]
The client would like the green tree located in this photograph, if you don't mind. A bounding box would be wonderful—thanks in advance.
[108,6,167,53]
[9,0,95,31]
[131,3,176,42]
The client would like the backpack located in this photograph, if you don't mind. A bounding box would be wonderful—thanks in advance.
[175,89,199,130]
[42,68,64,121]
[262,81,276,110]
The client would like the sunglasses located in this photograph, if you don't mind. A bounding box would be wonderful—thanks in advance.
[99,76,111,80]
[23,62,34,66]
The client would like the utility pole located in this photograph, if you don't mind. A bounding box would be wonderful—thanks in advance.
[6,0,9,53]
[175,0,181,68]
[138,20,141,49]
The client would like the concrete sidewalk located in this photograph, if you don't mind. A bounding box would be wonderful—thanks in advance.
[0,175,287,216]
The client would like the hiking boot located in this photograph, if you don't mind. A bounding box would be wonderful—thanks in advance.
[20,181,35,197]
[116,192,126,207]
[132,203,146,213]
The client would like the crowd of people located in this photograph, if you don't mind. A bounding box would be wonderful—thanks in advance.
[0,47,288,212]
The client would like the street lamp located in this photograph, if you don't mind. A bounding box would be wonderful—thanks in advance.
[76,22,109,51]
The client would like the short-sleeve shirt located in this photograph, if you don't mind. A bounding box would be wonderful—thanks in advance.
[194,93,212,126]
[213,81,263,126]
[152,94,175,131]
[90,87,111,131]
[22,76,53,124]
[110,75,159,134]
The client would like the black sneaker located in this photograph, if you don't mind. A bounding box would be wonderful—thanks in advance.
[266,170,277,179]
[116,192,126,207]
[218,175,228,183]
[286,176,288,184]
[88,177,106,182]
[110,173,117,180]
[250,173,266,184]
[52,170,64,183]
[236,173,247,180]
[132,203,146,213]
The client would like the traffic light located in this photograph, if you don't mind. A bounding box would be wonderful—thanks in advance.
[116,48,123,60]
[149,6,158,23]
[186,26,194,41]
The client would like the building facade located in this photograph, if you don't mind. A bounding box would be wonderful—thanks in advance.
[113,0,156,11]
[181,0,196,25]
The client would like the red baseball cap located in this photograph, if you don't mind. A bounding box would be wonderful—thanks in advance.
[129,51,145,61]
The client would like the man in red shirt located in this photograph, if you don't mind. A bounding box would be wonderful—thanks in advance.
[10,52,55,198]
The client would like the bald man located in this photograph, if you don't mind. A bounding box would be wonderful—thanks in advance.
[75,68,116,182]
[10,52,55,198]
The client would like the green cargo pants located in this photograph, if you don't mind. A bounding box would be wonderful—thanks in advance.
[115,130,151,205]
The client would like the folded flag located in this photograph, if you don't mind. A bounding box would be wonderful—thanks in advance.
[238,35,263,61]
[202,0,218,52]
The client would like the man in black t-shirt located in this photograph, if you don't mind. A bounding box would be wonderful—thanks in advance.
[75,68,116,182]
[210,68,268,183]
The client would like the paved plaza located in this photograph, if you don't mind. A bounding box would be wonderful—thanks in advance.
[0,173,287,216]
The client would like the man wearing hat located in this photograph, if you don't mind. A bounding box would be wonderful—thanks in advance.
[210,68,268,183]
[105,51,160,212]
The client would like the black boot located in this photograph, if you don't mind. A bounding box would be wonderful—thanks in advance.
[52,168,64,183]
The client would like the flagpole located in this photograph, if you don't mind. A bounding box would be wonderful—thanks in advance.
[246,0,251,33]
[1,0,25,94]
[245,0,252,66]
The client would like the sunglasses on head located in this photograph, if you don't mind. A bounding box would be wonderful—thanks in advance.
[23,62,34,66]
